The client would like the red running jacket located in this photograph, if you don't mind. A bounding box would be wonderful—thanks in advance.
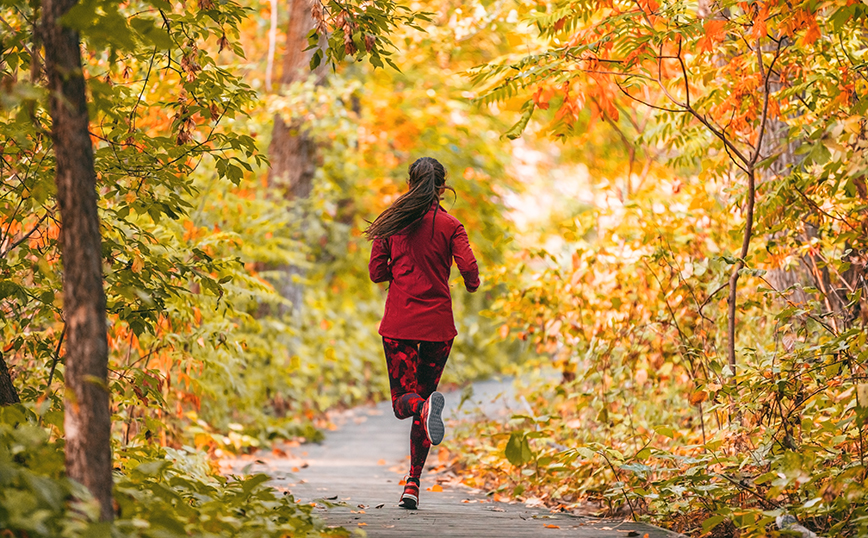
[369,203,480,342]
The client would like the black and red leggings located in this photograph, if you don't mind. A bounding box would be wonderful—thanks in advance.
[382,336,453,480]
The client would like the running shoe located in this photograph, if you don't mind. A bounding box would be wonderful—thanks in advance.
[420,391,445,445]
[398,476,420,509]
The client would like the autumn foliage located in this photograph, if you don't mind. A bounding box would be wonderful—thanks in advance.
[1,0,867,535]
[450,0,868,535]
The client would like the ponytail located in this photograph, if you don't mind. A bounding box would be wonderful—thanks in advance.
[364,157,453,240]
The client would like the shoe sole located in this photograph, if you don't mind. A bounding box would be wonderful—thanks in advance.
[399,493,418,509]
[426,391,445,445]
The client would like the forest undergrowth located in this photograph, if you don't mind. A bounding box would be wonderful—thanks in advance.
[0,0,518,535]
[431,0,868,536]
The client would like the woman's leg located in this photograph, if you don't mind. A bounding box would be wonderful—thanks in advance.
[408,339,454,479]
[382,337,425,419]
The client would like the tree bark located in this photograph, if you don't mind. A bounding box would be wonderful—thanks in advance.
[268,0,324,199]
[0,352,20,405]
[42,0,113,521]
[267,0,326,315]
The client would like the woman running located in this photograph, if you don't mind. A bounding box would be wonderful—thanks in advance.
[365,156,480,509]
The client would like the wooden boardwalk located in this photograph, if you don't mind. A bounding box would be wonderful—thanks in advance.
[235,379,683,538]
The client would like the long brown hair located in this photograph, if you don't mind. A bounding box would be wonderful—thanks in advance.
[364,157,453,240]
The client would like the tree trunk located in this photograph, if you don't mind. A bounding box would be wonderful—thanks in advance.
[0,352,20,405]
[42,0,113,521]
[268,0,325,198]
[267,0,326,315]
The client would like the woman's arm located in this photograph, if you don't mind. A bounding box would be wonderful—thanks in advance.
[451,225,480,292]
[369,237,392,283]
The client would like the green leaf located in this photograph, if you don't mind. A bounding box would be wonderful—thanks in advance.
[654,425,675,438]
[702,515,726,533]
[134,460,170,476]
[576,446,597,460]
[241,473,270,494]
[505,432,533,466]
[504,101,535,140]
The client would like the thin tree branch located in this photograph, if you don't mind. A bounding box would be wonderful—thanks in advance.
[47,325,66,388]
[0,212,52,258]
[615,82,684,113]
[698,281,730,321]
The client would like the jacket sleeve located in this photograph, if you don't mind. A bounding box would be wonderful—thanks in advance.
[368,238,392,283]
[451,224,480,292]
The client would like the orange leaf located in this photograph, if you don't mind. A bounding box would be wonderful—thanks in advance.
[637,0,658,14]
[698,20,727,53]
[544,524,561,529]
[801,13,821,44]
[533,86,554,110]
[689,390,708,405]
[751,4,769,39]
[427,484,443,492]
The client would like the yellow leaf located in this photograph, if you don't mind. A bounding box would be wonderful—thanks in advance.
[131,252,144,273]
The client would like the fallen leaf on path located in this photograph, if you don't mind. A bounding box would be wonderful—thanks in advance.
[427,484,443,492]
[357,504,367,509]
[375,504,384,509]
[358,522,367,526]
[377,459,386,465]
[544,524,560,529]
[488,507,505,512]
[292,467,300,472]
